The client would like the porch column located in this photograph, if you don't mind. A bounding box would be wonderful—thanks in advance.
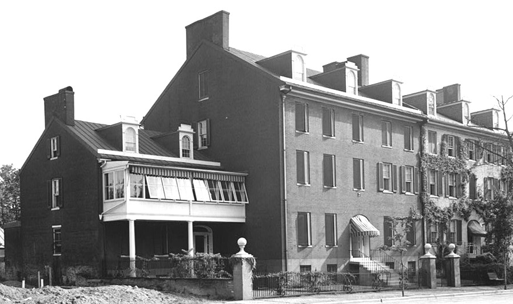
[128,219,136,277]
[187,220,194,257]
[349,234,353,259]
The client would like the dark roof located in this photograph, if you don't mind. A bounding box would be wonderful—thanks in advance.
[66,120,219,169]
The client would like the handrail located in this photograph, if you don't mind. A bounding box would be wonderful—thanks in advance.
[352,250,390,274]
[369,249,403,272]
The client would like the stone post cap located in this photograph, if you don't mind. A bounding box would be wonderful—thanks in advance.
[421,243,436,259]
[233,237,253,257]
[445,243,460,258]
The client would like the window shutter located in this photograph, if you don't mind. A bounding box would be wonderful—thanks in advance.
[47,180,52,208]
[298,213,307,246]
[56,136,61,157]
[193,123,199,149]
[400,166,406,194]
[469,174,476,199]
[362,160,365,189]
[384,217,393,246]
[46,138,51,159]
[441,134,447,155]
[392,165,398,193]
[413,167,419,194]
[484,178,489,200]
[296,103,306,132]
[205,119,211,146]
[352,114,359,141]
[323,155,333,187]
[377,162,384,191]
[437,171,443,197]
[322,108,330,136]
[296,151,305,184]
[456,220,462,245]
[353,159,360,189]
[57,178,63,208]
[382,122,387,145]
[444,173,449,197]
[361,116,364,142]
[456,174,462,198]
[325,214,335,246]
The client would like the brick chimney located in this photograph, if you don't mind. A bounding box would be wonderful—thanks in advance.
[186,11,229,58]
[347,54,369,86]
[44,86,75,127]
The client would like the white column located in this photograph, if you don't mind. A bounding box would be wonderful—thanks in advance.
[129,219,136,277]
[187,221,194,257]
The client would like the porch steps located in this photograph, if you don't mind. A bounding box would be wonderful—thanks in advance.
[351,258,402,286]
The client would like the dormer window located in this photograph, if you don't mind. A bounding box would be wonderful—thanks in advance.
[347,70,357,95]
[125,127,136,152]
[392,83,402,105]
[182,136,191,158]
[463,103,470,124]
[428,93,436,115]
[292,54,305,81]
[494,111,500,129]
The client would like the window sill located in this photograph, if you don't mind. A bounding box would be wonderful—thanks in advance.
[323,186,337,189]
[197,146,208,150]
[296,131,310,135]
[403,149,414,153]
[429,195,439,198]
[404,192,416,196]
[381,145,392,149]
[353,189,365,192]
[352,140,364,144]
[297,183,311,187]
[198,97,209,102]
[298,245,312,248]
[325,245,338,248]
[51,207,60,211]
[50,157,58,160]
[53,254,62,257]
[322,135,336,139]
[381,190,394,194]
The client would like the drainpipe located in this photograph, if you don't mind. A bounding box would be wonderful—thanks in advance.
[279,84,292,271]
[419,118,429,254]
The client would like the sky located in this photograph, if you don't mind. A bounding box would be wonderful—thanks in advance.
[1,0,512,169]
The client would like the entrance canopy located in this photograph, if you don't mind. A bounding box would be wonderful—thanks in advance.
[350,215,380,237]
[468,221,487,237]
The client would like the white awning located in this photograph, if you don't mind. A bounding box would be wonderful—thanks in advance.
[350,215,380,237]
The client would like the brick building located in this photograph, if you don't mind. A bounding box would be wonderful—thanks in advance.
[12,11,509,282]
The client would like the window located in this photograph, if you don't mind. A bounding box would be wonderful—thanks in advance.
[352,114,364,142]
[322,107,335,137]
[298,212,312,247]
[469,174,477,199]
[428,93,435,115]
[297,150,310,185]
[182,136,191,158]
[52,225,62,256]
[401,165,416,194]
[104,171,124,201]
[378,162,396,192]
[467,140,476,160]
[49,178,62,209]
[428,169,437,196]
[325,213,337,247]
[450,220,462,245]
[384,217,393,246]
[447,173,457,198]
[327,264,337,273]
[347,70,357,95]
[197,119,210,148]
[447,135,455,157]
[295,102,309,132]
[130,174,145,198]
[293,54,305,81]
[463,103,470,124]
[353,158,365,190]
[198,71,208,100]
[427,223,438,243]
[382,121,392,147]
[300,265,312,272]
[124,127,136,152]
[406,221,416,245]
[404,126,413,151]
[484,177,499,201]
[49,136,60,159]
[323,154,336,187]
[428,131,437,154]
[392,83,402,105]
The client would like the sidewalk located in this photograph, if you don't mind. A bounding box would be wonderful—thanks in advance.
[229,285,513,303]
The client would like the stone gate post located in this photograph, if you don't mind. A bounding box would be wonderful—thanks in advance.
[445,243,461,287]
[420,244,436,289]
[232,238,254,300]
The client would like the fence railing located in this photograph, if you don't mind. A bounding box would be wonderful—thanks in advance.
[253,271,405,298]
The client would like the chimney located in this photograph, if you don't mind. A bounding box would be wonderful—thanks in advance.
[44,86,75,127]
[436,84,461,105]
[347,54,369,86]
[186,11,229,58]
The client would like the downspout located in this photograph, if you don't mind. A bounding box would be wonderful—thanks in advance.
[279,84,292,271]
[419,118,429,254]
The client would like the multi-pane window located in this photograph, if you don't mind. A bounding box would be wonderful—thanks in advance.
[347,70,357,95]
[182,136,191,158]
[429,169,437,196]
[197,119,210,148]
[297,212,312,247]
[450,220,462,245]
[125,127,136,152]
[104,171,124,201]
[484,177,499,201]
[382,121,392,147]
[384,216,394,247]
[323,154,336,188]
[50,136,60,159]
[327,264,338,273]
[427,223,438,243]
[428,131,437,154]
[402,165,416,194]
[469,174,477,199]
[130,174,145,198]
[352,114,364,142]
[49,178,62,209]
[467,140,476,160]
[295,102,309,132]
[392,83,401,105]
[448,173,457,198]
[52,225,62,256]
[300,265,312,272]
[322,107,335,137]
[406,221,416,246]
[378,162,397,193]
[404,126,414,151]
[353,158,365,190]
[447,136,455,157]
[198,71,208,100]
[297,150,310,185]
[383,163,392,191]
[293,54,305,81]
[325,213,337,247]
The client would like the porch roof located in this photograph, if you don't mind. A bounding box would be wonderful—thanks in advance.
[350,215,380,237]
[468,221,487,237]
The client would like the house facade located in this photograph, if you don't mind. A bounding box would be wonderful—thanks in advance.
[12,11,509,282]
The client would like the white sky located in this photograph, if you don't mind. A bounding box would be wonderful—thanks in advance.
[1,0,512,169]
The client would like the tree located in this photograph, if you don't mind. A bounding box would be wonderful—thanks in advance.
[0,164,21,225]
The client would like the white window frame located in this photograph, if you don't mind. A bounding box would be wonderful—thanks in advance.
[429,169,437,196]
[295,102,309,133]
[428,93,435,115]
[467,140,476,161]
[181,136,191,158]
[322,107,335,138]
[323,154,336,188]
[447,135,455,157]
[392,83,402,106]
[353,158,365,191]
[104,170,125,201]
[51,178,61,209]
[198,119,209,149]
[325,213,338,247]
[448,173,457,198]
[428,131,437,154]
[293,54,305,82]
[298,212,312,247]
[383,163,392,191]
[124,127,137,152]
[198,70,209,101]
[352,114,364,142]
[50,136,59,159]
[52,225,62,256]
[347,70,357,95]
[297,150,310,185]
[404,126,414,151]
[404,166,414,194]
